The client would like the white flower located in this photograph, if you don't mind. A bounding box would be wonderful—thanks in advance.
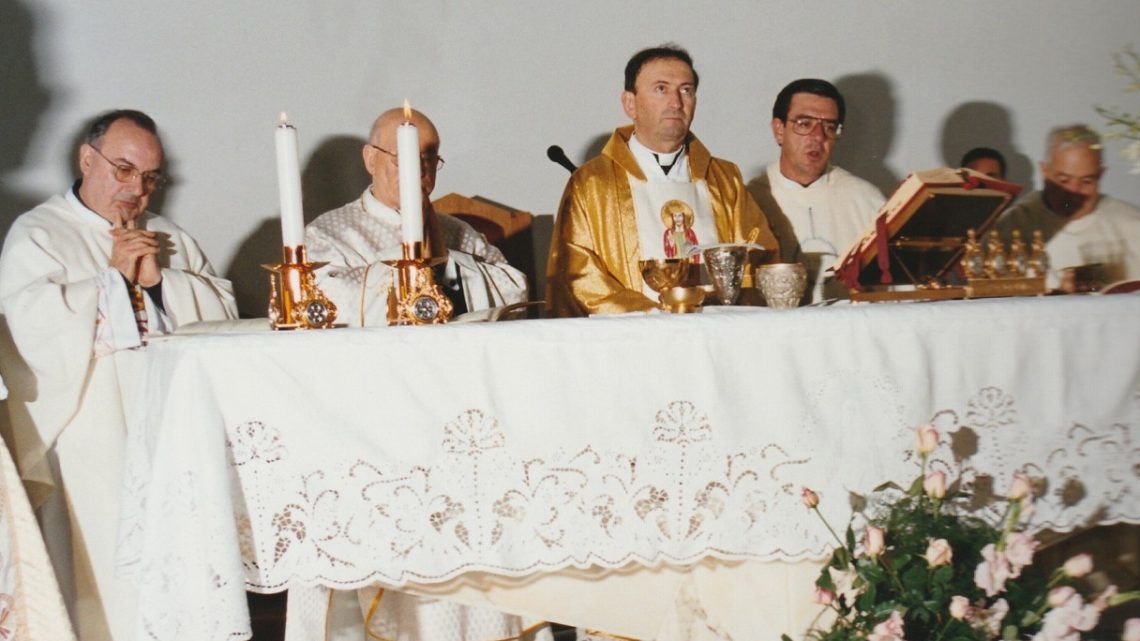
[1063,553,1094,578]
[1049,586,1077,608]
[925,538,953,567]
[915,423,939,454]
[975,543,1013,597]
[924,471,947,499]
[1007,472,1033,501]
[976,598,1009,638]
[864,525,886,557]
[1004,531,1037,577]
[869,610,907,641]
[1122,618,1140,641]
[949,595,971,620]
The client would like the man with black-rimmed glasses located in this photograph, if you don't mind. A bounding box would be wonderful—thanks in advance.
[748,78,885,304]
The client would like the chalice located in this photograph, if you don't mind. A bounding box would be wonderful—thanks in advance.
[639,258,699,312]
[702,243,757,305]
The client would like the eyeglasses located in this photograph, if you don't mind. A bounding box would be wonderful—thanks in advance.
[89,145,166,191]
[787,116,843,139]
[368,144,445,171]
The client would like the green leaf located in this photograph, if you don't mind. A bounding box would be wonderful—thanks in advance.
[782,635,795,641]
[873,480,904,493]
[1021,611,1040,626]
[846,524,856,551]
[907,475,925,496]
[1002,624,1018,640]
[856,582,878,612]
[932,564,953,585]
[817,568,836,592]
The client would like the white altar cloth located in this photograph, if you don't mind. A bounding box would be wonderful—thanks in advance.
[117,296,1140,641]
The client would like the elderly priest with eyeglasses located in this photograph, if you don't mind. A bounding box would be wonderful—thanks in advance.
[305,107,527,326]
[0,108,238,641]
[297,107,545,641]
[747,78,885,304]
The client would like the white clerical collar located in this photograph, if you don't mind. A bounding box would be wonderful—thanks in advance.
[773,163,833,191]
[66,184,116,228]
[628,134,688,182]
[360,188,403,225]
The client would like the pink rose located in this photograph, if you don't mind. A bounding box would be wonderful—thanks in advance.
[813,586,835,606]
[1007,472,1033,500]
[802,487,820,509]
[975,543,1013,597]
[1063,553,1094,578]
[977,598,1009,637]
[1004,531,1037,577]
[949,595,971,620]
[924,471,947,499]
[868,611,906,641]
[915,423,939,454]
[864,525,886,557]
[1039,590,1099,641]
[925,538,953,567]
[1049,586,1077,608]
[1123,618,1140,641]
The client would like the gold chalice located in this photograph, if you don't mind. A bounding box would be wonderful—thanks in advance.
[639,258,699,312]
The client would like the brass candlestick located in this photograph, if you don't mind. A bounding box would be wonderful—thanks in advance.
[263,245,338,329]
[383,242,453,325]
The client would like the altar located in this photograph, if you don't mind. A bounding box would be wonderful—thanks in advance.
[116,295,1140,641]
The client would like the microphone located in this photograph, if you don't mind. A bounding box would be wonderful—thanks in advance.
[546,145,577,174]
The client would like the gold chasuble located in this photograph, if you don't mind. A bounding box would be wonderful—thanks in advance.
[546,126,778,317]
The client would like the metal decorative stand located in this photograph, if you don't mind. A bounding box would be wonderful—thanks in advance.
[263,245,338,329]
[383,242,453,325]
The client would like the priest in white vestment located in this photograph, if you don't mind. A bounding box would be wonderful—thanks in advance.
[747,78,885,304]
[306,109,527,327]
[299,108,543,641]
[0,110,238,641]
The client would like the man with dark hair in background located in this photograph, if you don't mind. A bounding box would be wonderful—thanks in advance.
[748,78,884,304]
[960,146,1007,180]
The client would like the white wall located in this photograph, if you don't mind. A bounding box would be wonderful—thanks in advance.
[2,0,1138,315]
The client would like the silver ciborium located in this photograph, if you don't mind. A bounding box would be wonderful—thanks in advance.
[755,263,808,308]
[640,258,700,313]
[702,243,752,305]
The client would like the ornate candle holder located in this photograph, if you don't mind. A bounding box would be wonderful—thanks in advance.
[263,245,338,330]
[383,242,453,325]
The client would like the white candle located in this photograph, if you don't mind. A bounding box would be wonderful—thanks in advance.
[396,101,423,246]
[274,112,305,247]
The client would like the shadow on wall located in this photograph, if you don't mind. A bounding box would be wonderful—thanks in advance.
[0,0,52,246]
[939,101,1035,191]
[224,135,369,318]
[831,72,900,196]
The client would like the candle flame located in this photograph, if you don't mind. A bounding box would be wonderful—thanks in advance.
[279,111,288,125]
[402,99,412,122]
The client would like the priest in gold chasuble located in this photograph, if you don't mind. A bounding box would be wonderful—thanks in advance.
[546,46,778,317]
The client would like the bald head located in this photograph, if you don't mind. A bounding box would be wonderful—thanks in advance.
[363,107,442,210]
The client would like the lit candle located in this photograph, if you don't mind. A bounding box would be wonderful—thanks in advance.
[274,112,305,247]
[396,100,424,246]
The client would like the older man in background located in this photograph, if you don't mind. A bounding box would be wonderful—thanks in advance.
[306,107,527,325]
[996,124,1140,287]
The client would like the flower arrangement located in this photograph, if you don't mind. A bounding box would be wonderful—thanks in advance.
[791,424,1139,641]
[1096,46,1140,175]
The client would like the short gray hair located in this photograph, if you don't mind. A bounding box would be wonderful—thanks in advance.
[1044,124,1102,161]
